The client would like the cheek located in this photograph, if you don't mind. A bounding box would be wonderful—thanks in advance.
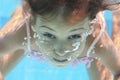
[79,42,86,52]
[36,40,55,53]
[71,41,86,56]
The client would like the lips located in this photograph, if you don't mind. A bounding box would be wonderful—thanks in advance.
[53,57,67,62]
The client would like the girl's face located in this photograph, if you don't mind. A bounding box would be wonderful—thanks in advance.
[32,14,92,67]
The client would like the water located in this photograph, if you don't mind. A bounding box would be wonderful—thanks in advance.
[5,56,89,80]
[0,0,112,80]
[0,0,21,29]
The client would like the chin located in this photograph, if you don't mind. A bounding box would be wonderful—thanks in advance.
[46,56,75,67]
[53,63,68,68]
[50,60,72,68]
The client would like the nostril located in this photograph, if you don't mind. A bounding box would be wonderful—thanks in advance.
[54,49,69,56]
[58,48,65,53]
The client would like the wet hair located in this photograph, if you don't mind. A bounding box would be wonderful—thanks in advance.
[23,0,120,20]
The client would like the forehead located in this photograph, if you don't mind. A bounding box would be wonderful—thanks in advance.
[35,13,88,27]
[34,7,88,25]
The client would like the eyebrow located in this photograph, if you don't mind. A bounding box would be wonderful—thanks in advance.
[39,26,87,32]
[70,27,87,32]
[39,26,55,32]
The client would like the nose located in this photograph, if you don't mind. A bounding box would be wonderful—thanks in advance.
[54,48,70,56]
[54,40,81,56]
[54,40,71,56]
[54,41,75,56]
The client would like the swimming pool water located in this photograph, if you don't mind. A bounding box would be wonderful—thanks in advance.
[0,0,112,80]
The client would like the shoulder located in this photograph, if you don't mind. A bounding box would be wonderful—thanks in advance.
[1,6,25,34]
[88,14,114,57]
[0,5,31,42]
[0,6,30,53]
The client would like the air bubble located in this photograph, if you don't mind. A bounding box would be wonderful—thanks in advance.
[91,49,95,54]
[72,42,80,51]
[39,41,44,43]
[24,37,27,40]
[22,42,26,46]
[98,58,101,61]
[67,56,72,61]
[33,33,39,38]
[64,50,71,53]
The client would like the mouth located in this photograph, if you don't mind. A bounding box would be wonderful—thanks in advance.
[53,57,68,62]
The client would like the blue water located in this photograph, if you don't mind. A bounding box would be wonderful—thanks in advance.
[0,0,112,80]
[0,0,21,29]
[104,11,113,37]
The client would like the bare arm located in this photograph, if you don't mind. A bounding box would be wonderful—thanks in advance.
[87,11,120,80]
[112,9,120,52]
[87,59,113,80]
[87,60,101,80]
[0,6,26,55]
[97,9,120,79]
[0,6,27,79]
[88,11,120,80]
[0,49,25,77]
[112,8,120,80]
[92,28,120,80]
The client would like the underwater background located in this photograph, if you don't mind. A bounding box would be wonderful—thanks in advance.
[0,0,112,80]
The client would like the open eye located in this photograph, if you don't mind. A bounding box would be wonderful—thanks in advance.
[68,34,81,40]
[43,33,56,39]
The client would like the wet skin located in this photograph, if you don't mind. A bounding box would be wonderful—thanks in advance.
[31,14,92,67]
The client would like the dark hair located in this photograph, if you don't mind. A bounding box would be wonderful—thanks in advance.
[23,0,120,20]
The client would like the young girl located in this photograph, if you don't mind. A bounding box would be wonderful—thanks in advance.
[0,0,120,80]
